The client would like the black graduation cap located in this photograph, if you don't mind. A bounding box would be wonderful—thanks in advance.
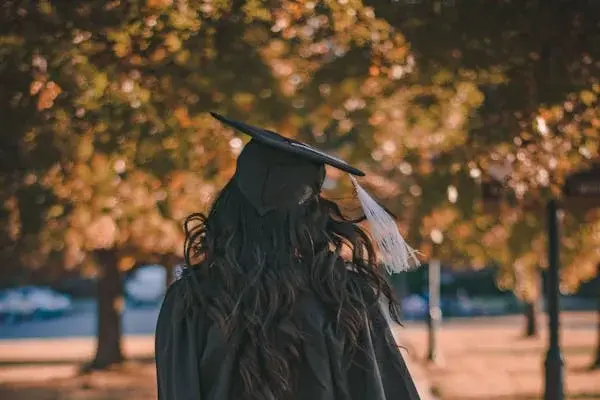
[210,112,420,274]
[210,112,365,177]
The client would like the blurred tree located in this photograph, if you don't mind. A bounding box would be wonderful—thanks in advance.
[0,0,410,368]
[2,0,599,368]
[360,0,600,317]
[595,264,600,370]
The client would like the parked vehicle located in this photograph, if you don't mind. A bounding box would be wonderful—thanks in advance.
[0,286,72,323]
[125,265,167,306]
[24,286,73,318]
[402,294,428,319]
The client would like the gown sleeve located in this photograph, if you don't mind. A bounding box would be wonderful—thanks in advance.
[365,299,422,400]
[344,289,422,400]
[155,278,204,400]
[295,281,422,400]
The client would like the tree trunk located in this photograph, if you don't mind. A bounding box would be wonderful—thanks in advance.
[165,263,174,288]
[523,300,539,337]
[161,254,180,289]
[91,249,124,369]
[592,300,600,369]
[523,270,542,338]
[592,264,600,369]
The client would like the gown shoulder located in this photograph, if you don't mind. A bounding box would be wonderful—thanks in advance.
[155,268,421,400]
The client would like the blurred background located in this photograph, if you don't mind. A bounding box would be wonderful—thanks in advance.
[0,0,599,399]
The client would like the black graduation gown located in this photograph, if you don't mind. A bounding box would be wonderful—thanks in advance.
[155,273,422,400]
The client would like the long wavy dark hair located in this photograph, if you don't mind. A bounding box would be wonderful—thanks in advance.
[181,178,400,399]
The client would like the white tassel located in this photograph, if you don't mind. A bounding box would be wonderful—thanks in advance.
[350,176,420,274]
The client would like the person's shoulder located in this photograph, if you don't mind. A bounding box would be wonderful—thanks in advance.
[162,264,186,298]
[159,264,200,317]
[173,264,188,282]
[158,271,185,317]
[156,264,214,339]
[165,263,200,294]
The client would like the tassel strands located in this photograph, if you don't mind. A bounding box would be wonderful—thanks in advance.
[350,176,420,274]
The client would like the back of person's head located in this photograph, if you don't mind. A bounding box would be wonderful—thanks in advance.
[180,115,401,399]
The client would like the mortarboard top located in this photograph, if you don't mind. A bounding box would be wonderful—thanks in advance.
[209,112,365,177]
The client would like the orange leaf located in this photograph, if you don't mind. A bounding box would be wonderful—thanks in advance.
[174,107,192,128]
[147,0,172,9]
[36,81,63,111]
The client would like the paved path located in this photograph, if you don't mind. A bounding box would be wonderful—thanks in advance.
[397,313,598,400]
[2,312,596,398]
[401,348,439,400]
[0,335,154,383]
[0,334,437,399]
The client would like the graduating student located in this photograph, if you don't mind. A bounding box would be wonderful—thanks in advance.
[155,112,422,400]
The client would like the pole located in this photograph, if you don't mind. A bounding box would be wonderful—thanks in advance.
[544,199,564,400]
[427,259,442,363]
[592,263,600,369]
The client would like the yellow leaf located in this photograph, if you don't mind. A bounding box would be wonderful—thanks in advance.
[580,90,597,106]
[114,41,131,58]
[233,92,255,109]
[165,33,182,52]
[174,107,192,128]
[119,255,136,271]
[30,80,44,95]
[48,205,64,218]
[151,47,167,62]
[77,135,94,161]
[162,137,178,149]
[175,49,190,65]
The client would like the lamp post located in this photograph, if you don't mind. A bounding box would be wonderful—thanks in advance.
[544,198,564,400]
[427,227,444,365]
[560,160,600,394]
[426,258,442,364]
[482,162,600,399]
[593,262,600,370]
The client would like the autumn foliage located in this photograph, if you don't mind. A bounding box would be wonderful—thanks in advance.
[1,0,599,366]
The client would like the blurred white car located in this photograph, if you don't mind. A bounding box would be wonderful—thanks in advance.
[402,294,428,319]
[24,286,73,317]
[0,289,36,323]
[0,286,72,323]
[447,292,477,316]
[125,265,167,306]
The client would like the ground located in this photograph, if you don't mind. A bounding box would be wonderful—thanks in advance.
[0,363,157,400]
[0,336,157,400]
[0,312,598,400]
[401,312,600,400]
